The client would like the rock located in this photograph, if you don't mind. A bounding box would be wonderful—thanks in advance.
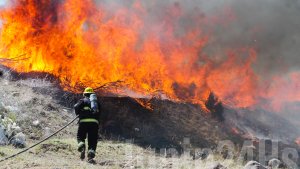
[268,158,282,169]
[208,162,227,169]
[32,120,40,126]
[0,126,8,145]
[10,132,26,148]
[0,115,25,147]
[243,161,267,169]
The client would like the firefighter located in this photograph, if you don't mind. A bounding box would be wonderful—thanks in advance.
[74,87,100,163]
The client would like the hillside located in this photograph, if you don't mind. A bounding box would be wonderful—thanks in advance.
[0,67,247,168]
[0,0,300,168]
[1,66,297,169]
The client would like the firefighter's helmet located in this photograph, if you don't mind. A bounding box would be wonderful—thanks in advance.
[83,87,95,94]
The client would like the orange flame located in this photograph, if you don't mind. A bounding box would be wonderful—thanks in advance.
[262,72,300,111]
[0,0,298,111]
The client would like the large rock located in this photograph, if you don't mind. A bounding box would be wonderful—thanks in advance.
[10,132,26,148]
[0,126,8,145]
[0,115,25,147]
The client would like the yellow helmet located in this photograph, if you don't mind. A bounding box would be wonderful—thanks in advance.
[83,87,95,94]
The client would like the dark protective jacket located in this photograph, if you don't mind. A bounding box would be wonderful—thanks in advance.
[74,97,100,123]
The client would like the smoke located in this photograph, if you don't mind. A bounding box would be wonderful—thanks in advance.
[213,0,300,75]
[220,0,300,113]
[95,0,300,117]
[96,0,300,73]
[0,0,7,6]
[189,0,300,127]
[99,0,300,139]
[191,0,300,115]
[1,0,299,114]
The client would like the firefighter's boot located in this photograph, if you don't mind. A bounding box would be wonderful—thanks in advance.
[87,150,96,164]
[78,142,85,160]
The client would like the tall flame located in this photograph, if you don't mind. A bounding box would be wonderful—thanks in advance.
[0,0,298,111]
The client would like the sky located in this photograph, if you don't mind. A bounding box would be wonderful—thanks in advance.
[0,0,6,6]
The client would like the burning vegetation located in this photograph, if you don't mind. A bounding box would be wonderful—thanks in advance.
[1,0,299,113]
[0,1,300,167]
[0,0,299,141]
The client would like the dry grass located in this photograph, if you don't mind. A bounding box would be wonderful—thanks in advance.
[0,138,246,169]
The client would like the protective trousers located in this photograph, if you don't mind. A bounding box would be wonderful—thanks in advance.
[77,122,99,151]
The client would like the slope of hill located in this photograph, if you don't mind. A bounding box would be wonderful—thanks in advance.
[0,66,294,168]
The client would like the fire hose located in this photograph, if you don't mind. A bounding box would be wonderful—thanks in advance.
[0,115,79,163]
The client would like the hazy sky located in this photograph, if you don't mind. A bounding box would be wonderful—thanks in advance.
[0,0,6,6]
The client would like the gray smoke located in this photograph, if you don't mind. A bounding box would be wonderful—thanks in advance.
[211,0,300,76]
[97,0,300,75]
[96,0,300,129]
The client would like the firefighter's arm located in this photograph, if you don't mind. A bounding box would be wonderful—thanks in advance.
[74,100,84,116]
